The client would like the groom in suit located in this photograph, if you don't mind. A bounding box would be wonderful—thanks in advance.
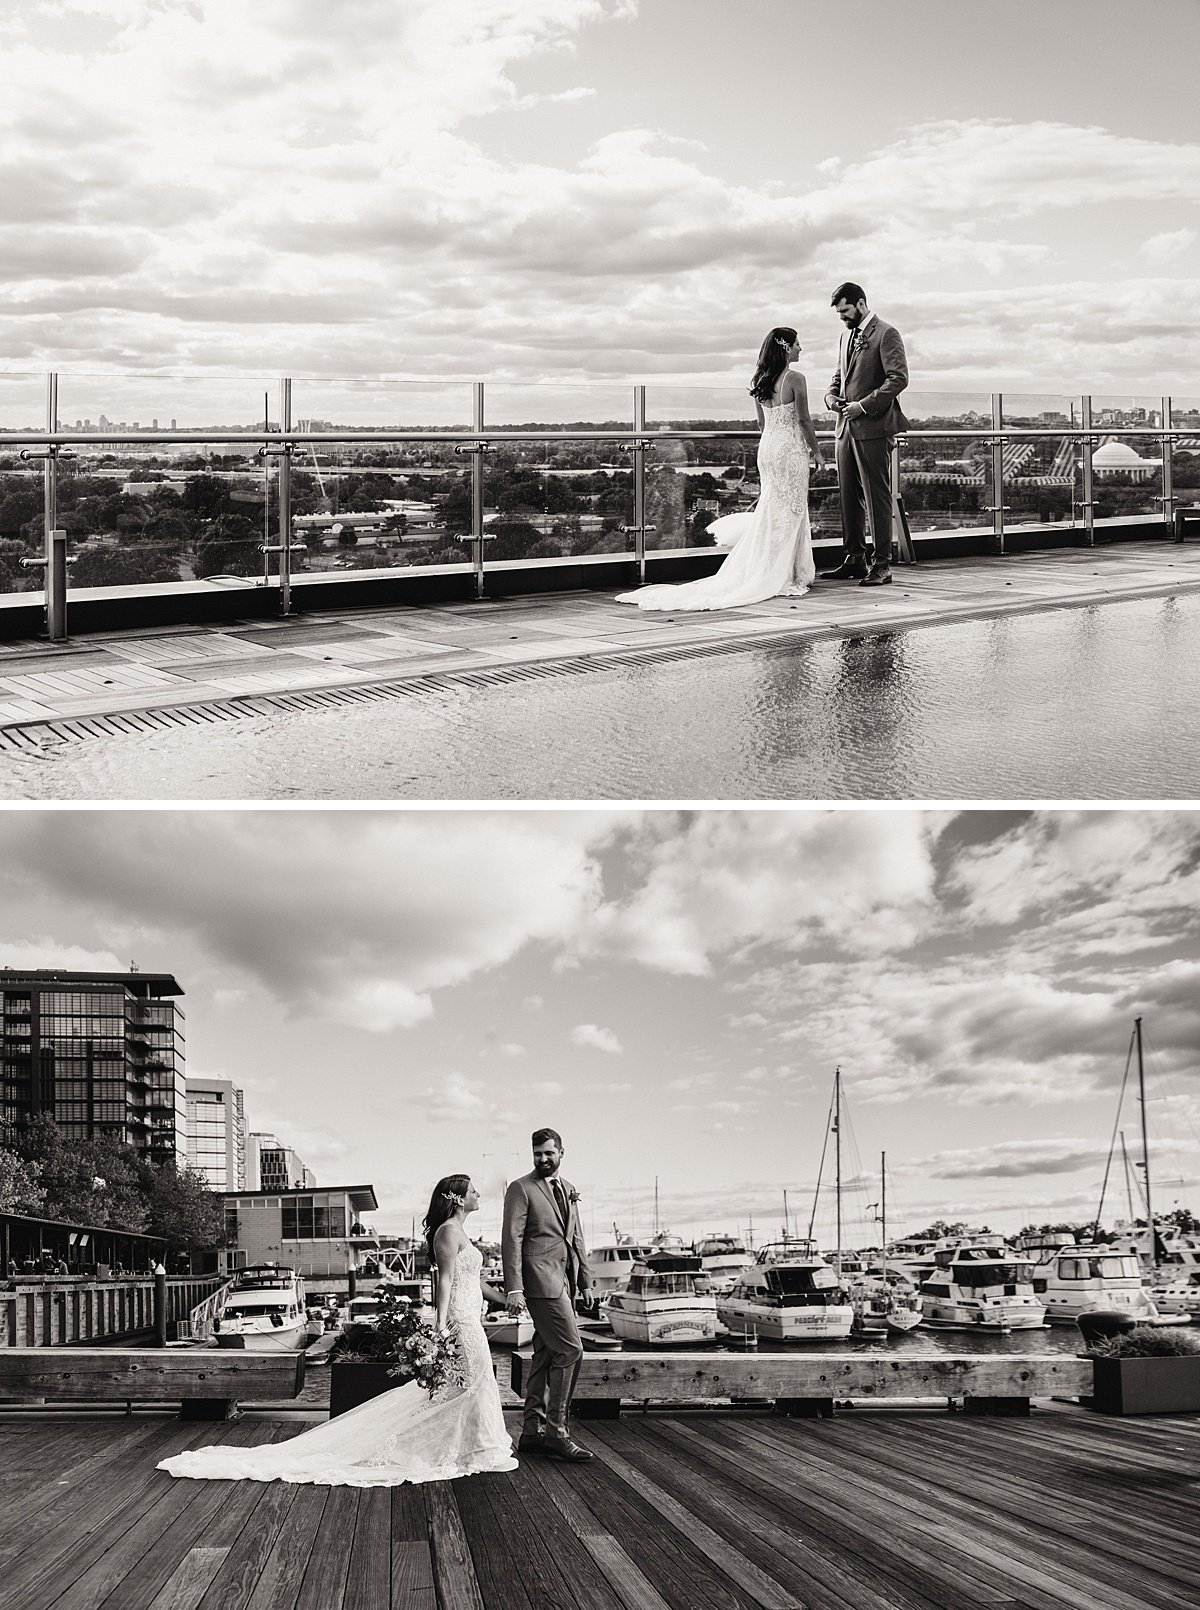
[502,1127,594,1462]
[822,281,911,586]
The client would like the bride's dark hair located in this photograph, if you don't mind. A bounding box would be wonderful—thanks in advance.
[423,1173,471,1259]
[749,326,797,404]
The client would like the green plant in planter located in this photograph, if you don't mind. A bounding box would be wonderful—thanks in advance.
[1087,1324,1200,1359]
[1087,1322,1200,1415]
[331,1294,464,1394]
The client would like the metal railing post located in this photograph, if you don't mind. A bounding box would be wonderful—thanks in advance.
[1160,395,1174,536]
[472,381,486,600]
[18,374,69,640]
[46,529,67,642]
[1080,395,1095,546]
[279,378,293,616]
[990,393,1006,556]
[633,384,647,583]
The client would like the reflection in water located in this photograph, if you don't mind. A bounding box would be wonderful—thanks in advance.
[2,593,1200,800]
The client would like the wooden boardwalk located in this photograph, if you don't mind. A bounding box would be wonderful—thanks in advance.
[0,1405,1196,1609]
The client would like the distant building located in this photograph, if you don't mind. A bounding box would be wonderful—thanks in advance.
[0,967,186,1164]
[185,1077,248,1191]
[218,1183,378,1279]
[1092,441,1161,481]
[248,1130,315,1191]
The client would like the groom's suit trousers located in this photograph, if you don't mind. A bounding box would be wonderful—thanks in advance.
[836,430,893,567]
[523,1291,584,1434]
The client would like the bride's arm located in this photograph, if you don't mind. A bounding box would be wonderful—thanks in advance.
[480,1279,508,1307]
[790,374,822,463]
[432,1224,461,1334]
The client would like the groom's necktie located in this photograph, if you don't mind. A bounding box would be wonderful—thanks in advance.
[551,1177,569,1228]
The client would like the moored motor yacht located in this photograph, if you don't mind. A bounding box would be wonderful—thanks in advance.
[695,1233,754,1294]
[717,1243,855,1341]
[604,1253,719,1345]
[918,1240,1048,1332]
[588,1234,652,1302]
[1029,1244,1164,1324]
[214,1264,309,1351]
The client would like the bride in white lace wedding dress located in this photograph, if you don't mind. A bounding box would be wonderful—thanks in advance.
[617,326,821,611]
[158,1176,516,1487]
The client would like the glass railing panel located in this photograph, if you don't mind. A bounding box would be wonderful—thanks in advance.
[0,376,50,596]
[482,439,634,560]
[481,384,631,433]
[644,384,757,432]
[292,439,471,575]
[1088,394,1168,523]
[896,391,994,536]
[642,435,745,553]
[58,443,276,591]
[994,395,1082,531]
[1172,396,1200,512]
[285,383,475,575]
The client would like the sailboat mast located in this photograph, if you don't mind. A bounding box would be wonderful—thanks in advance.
[880,1151,887,1277]
[834,1067,842,1273]
[653,1176,660,1237]
[783,1188,789,1242]
[1136,1015,1154,1265]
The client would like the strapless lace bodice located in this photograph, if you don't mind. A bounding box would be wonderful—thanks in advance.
[448,1242,485,1328]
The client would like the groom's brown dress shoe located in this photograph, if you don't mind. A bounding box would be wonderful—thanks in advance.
[517,1431,546,1455]
[821,558,868,581]
[860,565,893,586]
[544,1432,594,1462]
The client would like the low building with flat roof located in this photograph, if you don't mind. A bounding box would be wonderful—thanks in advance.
[218,1183,379,1281]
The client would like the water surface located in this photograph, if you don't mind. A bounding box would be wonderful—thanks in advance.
[3,594,1198,799]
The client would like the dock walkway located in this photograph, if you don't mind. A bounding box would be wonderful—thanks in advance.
[0,1404,1196,1609]
[1,542,1199,743]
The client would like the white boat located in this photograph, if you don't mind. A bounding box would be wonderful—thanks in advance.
[481,1311,536,1347]
[604,1253,719,1345]
[1029,1244,1164,1324]
[588,1235,652,1301]
[695,1234,754,1294]
[849,1270,923,1334]
[718,1243,855,1341]
[919,1240,1048,1332]
[214,1264,309,1352]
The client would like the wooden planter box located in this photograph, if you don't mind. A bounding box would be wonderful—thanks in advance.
[329,1360,409,1417]
[1090,1355,1200,1415]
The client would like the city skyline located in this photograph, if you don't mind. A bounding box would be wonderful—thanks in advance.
[1,1,1198,395]
[0,808,1196,1246]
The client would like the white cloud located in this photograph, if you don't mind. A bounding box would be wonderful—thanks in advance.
[421,1071,489,1123]
[0,4,1195,389]
[571,1023,623,1054]
[1139,228,1197,264]
[0,939,126,974]
[0,811,614,1032]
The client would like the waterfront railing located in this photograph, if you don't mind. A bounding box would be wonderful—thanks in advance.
[0,375,1196,636]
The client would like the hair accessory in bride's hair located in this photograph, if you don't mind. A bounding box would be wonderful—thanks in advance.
[442,1190,466,1206]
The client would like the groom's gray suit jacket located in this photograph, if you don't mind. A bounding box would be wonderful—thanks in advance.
[829,316,911,441]
[501,1171,591,1300]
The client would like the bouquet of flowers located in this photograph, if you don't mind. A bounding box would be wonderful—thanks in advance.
[334,1292,466,1397]
[384,1301,465,1396]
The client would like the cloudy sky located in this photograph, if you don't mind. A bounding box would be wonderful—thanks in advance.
[1,0,1198,418]
[1,807,1197,1246]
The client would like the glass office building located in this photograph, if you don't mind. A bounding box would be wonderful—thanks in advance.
[185,1076,247,1190]
[0,968,186,1164]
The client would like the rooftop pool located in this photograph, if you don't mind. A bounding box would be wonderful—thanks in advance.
[2,592,1199,800]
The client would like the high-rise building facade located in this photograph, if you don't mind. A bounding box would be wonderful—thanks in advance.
[0,968,186,1163]
[247,1131,316,1191]
[185,1077,247,1191]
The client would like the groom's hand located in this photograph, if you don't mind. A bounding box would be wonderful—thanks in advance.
[505,1292,526,1316]
[842,401,865,419]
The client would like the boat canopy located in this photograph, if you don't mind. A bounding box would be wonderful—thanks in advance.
[765,1265,839,1295]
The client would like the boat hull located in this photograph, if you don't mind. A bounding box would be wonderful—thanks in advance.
[605,1298,718,1346]
[718,1302,855,1342]
[214,1322,309,1352]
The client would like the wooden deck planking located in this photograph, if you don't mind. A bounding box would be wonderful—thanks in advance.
[391,1482,438,1610]
[473,1455,630,1610]
[0,1408,1197,1610]
[727,1413,1199,1610]
[643,1417,989,1610]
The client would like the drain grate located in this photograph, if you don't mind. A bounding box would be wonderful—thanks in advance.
[0,630,811,753]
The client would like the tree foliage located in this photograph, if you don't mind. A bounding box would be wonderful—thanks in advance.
[0,1146,46,1216]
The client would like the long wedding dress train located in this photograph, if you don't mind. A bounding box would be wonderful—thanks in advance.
[616,402,815,611]
[157,1244,516,1487]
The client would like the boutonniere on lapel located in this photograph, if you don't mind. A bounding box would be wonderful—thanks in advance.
[567,1188,580,1206]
